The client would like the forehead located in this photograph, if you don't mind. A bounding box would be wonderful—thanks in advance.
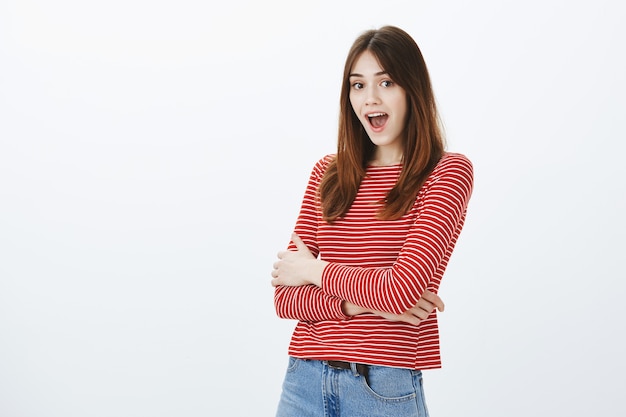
[350,50,385,76]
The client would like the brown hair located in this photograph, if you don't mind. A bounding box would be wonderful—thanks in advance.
[319,26,445,222]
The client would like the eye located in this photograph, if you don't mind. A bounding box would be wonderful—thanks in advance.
[381,80,394,87]
[351,82,364,90]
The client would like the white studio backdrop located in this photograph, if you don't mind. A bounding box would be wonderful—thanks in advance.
[1,1,624,416]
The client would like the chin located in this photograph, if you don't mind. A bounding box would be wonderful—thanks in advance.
[369,137,397,147]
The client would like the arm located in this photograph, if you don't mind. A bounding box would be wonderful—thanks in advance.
[273,155,473,315]
[274,285,348,322]
[343,289,444,326]
[273,234,445,325]
[272,156,350,322]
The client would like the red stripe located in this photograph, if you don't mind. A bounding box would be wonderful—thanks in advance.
[274,153,473,370]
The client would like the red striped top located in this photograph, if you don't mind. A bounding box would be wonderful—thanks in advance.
[274,152,474,370]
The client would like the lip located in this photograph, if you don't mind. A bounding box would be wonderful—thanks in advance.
[365,111,388,133]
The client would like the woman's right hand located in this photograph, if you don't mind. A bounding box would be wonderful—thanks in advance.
[342,290,444,326]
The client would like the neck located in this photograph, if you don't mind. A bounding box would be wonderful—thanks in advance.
[370,148,403,166]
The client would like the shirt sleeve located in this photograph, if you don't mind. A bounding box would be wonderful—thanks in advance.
[273,155,351,322]
[321,154,474,315]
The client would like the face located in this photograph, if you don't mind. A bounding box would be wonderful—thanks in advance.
[349,50,407,162]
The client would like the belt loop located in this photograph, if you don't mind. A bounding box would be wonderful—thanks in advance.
[350,362,358,376]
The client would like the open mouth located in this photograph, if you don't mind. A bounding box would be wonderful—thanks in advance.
[367,112,388,129]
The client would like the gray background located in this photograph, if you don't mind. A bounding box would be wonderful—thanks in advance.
[1,0,624,416]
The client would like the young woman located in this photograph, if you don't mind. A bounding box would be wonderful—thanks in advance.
[271,25,474,417]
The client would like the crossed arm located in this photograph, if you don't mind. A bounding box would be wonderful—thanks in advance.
[271,154,472,325]
[271,233,445,326]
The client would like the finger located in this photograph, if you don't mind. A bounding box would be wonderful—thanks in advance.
[427,293,444,312]
[415,296,434,311]
[413,301,434,316]
[432,294,445,312]
[273,261,280,270]
[408,306,430,321]
[291,233,309,252]
[422,290,445,312]
[401,313,422,326]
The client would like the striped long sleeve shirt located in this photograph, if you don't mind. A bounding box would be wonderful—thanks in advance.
[274,152,474,369]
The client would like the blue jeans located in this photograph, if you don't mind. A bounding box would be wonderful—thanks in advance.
[275,357,429,417]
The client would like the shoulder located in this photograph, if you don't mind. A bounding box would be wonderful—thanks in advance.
[435,152,473,173]
[310,154,336,178]
[430,153,473,181]
[424,152,474,197]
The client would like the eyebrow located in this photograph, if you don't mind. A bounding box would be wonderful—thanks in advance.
[349,71,388,78]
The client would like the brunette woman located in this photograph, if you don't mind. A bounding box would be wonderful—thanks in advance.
[271,25,474,417]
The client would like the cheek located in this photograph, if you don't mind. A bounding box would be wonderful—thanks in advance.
[349,99,362,120]
[349,101,367,129]
[394,96,408,120]
[349,94,358,111]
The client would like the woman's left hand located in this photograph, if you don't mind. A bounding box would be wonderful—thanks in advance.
[271,233,327,287]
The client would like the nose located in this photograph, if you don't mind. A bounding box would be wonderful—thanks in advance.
[365,86,380,105]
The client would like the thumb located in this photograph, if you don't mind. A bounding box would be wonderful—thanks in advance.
[291,233,309,252]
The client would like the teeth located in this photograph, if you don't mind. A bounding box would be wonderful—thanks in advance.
[367,112,386,118]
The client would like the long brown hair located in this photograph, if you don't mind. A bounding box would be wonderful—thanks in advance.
[319,26,445,222]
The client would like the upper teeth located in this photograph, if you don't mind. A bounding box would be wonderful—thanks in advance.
[368,113,386,118]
